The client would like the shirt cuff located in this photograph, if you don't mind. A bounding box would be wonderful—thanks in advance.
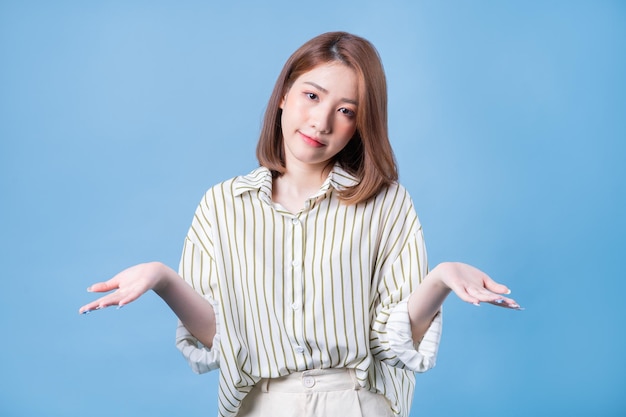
[175,295,221,374]
[386,299,443,373]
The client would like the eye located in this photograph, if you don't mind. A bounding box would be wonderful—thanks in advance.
[306,92,318,100]
[339,107,356,118]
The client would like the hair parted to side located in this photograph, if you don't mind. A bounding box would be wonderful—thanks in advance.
[256,31,398,205]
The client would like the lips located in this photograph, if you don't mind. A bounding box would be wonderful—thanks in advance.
[298,131,325,147]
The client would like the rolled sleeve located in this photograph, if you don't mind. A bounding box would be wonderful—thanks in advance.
[386,299,442,373]
[175,295,221,374]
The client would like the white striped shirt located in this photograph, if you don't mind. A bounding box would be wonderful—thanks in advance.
[175,165,442,417]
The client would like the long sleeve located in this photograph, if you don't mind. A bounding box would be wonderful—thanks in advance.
[386,300,442,372]
[175,293,221,373]
[369,215,442,372]
[175,195,222,373]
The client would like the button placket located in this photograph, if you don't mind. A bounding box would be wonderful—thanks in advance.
[290,215,306,363]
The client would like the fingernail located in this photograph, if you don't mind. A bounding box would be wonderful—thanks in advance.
[473,302,480,307]
[81,310,90,315]
[505,289,512,295]
[494,299,504,304]
[86,287,92,292]
[116,304,124,310]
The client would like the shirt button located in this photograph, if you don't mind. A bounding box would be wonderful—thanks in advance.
[292,217,299,225]
[302,376,315,388]
[291,260,299,267]
[291,302,300,310]
[294,345,305,354]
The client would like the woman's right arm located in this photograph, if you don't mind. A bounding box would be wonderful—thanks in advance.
[78,261,216,348]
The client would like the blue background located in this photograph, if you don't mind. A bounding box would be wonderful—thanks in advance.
[1,1,624,416]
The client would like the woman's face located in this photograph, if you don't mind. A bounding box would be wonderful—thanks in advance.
[279,62,358,173]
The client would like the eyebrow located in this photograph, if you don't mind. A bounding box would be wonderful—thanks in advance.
[303,81,358,106]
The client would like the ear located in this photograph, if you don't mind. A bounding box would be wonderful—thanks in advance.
[279,86,291,109]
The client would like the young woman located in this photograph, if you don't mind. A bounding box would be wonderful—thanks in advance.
[80,31,521,417]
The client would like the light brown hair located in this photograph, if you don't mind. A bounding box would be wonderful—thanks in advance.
[256,31,398,205]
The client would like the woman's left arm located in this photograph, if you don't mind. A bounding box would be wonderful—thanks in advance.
[407,262,521,344]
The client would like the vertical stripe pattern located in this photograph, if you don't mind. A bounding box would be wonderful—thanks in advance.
[176,165,442,417]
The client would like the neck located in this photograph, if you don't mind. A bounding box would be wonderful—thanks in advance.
[272,161,333,213]
[284,160,332,188]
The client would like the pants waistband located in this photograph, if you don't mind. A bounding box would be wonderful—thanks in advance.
[259,368,360,393]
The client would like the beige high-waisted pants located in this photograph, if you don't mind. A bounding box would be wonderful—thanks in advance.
[236,368,394,417]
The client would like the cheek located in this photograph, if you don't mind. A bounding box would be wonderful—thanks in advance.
[338,121,357,141]
[280,95,304,123]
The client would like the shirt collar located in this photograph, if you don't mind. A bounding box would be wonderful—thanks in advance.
[233,163,360,198]
[233,166,273,197]
[326,163,360,191]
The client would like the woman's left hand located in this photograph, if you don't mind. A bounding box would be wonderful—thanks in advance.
[434,262,522,310]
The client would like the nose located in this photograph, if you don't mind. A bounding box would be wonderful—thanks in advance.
[309,104,333,134]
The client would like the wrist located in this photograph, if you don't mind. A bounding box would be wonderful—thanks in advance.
[428,263,454,294]
[148,261,176,294]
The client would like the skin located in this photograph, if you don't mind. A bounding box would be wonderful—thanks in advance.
[273,62,358,213]
[79,62,520,350]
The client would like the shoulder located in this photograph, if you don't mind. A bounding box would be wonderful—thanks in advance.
[371,181,422,226]
[372,181,415,208]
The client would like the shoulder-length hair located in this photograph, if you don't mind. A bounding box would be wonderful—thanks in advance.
[256,31,398,205]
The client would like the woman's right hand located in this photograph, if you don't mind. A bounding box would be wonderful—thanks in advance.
[78,262,170,314]
[79,261,217,347]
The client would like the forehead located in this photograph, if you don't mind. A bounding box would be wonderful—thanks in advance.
[293,62,359,99]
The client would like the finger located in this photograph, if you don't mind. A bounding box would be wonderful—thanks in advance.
[449,284,482,306]
[87,280,119,293]
[465,265,510,295]
[450,280,497,306]
[79,299,109,314]
[488,297,523,310]
[79,304,123,314]
[482,277,511,296]
[465,285,502,303]
[116,291,142,307]
[79,302,99,314]
[79,291,126,314]
[80,284,146,314]
[463,285,515,308]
